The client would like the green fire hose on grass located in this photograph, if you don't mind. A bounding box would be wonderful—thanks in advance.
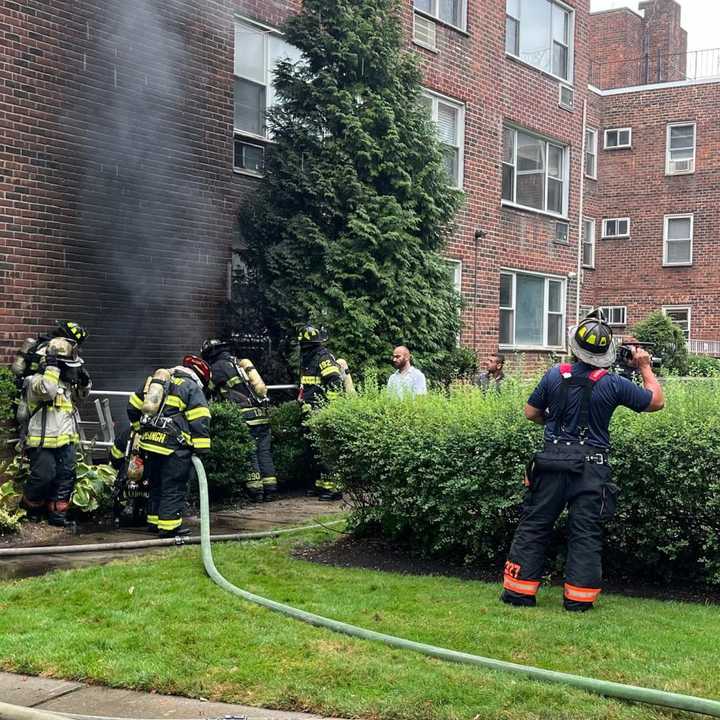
[192,455,720,719]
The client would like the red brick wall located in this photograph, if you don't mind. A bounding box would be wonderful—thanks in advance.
[582,81,720,342]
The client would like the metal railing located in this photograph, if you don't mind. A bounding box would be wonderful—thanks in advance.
[590,47,720,90]
[688,339,720,357]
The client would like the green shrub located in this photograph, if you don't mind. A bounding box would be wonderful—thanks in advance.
[0,367,19,448]
[632,311,688,375]
[201,402,256,499]
[308,379,720,586]
[269,401,306,489]
[686,353,720,377]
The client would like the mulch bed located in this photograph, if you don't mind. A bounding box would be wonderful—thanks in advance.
[293,535,720,605]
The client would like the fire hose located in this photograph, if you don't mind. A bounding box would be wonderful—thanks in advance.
[1,457,720,719]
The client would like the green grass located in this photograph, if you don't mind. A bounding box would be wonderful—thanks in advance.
[0,529,718,720]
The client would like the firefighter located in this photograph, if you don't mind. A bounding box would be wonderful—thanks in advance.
[19,337,92,526]
[127,355,211,537]
[11,320,88,382]
[501,311,664,611]
[298,324,344,500]
[108,426,149,527]
[201,338,277,503]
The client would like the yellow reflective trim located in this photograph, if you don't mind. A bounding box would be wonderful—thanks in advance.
[185,406,211,421]
[245,418,269,426]
[26,434,79,449]
[182,431,192,444]
[158,518,182,530]
[138,441,174,456]
[110,445,124,459]
[131,421,141,430]
[165,395,186,411]
[320,366,339,377]
[129,393,144,410]
[301,375,321,384]
[146,514,159,525]
[227,375,243,388]
[192,437,211,449]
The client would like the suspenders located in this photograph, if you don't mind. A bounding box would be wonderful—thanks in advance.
[553,364,607,444]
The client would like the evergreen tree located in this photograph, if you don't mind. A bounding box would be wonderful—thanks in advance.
[239,0,463,374]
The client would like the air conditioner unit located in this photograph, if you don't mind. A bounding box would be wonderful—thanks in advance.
[559,84,574,111]
[670,158,694,174]
[413,13,437,51]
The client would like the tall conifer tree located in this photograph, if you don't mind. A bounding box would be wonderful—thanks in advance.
[240,0,463,372]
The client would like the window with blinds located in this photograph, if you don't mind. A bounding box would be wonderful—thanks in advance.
[421,90,465,188]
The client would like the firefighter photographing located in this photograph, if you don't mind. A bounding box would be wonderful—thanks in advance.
[501,310,664,612]
[201,337,278,503]
[18,336,92,527]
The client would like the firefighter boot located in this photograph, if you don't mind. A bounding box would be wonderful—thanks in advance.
[262,476,278,501]
[158,526,191,539]
[246,474,264,503]
[47,501,74,528]
[20,496,45,522]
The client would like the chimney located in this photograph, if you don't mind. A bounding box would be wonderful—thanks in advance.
[638,0,688,83]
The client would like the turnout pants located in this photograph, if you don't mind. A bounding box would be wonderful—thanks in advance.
[24,444,78,517]
[248,422,277,493]
[144,451,192,532]
[503,444,618,610]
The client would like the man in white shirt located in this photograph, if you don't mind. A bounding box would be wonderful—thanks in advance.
[386,346,427,398]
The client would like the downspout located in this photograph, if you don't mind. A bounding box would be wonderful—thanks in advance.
[575,97,588,325]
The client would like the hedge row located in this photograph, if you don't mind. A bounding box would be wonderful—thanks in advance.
[307,379,720,587]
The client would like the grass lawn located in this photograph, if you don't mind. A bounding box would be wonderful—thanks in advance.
[0,528,717,720]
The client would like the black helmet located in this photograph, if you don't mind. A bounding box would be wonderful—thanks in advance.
[298,324,328,345]
[44,338,83,368]
[201,338,231,361]
[55,320,88,345]
[569,311,615,368]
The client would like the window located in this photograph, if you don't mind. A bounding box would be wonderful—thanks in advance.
[414,0,466,30]
[502,125,569,217]
[234,20,301,141]
[233,138,265,175]
[499,270,566,349]
[413,13,437,50]
[505,0,574,82]
[663,214,693,266]
[579,305,594,319]
[554,221,569,244]
[604,128,632,149]
[585,129,598,178]
[598,306,627,326]
[446,259,462,294]
[662,306,691,338]
[666,123,696,175]
[422,90,465,188]
[582,218,595,268]
[602,218,630,238]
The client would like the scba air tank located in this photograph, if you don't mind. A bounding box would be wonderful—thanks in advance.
[238,359,267,399]
[141,368,172,416]
[11,338,37,377]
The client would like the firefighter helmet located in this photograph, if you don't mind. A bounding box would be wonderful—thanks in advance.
[298,324,328,345]
[44,337,83,368]
[182,354,211,388]
[200,338,231,362]
[55,320,88,345]
[569,312,615,368]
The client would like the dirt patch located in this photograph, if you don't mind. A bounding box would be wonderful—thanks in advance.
[293,535,720,605]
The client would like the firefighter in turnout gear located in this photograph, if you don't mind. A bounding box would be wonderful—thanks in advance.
[501,311,664,611]
[19,337,92,526]
[127,356,211,537]
[201,338,277,503]
[298,324,344,500]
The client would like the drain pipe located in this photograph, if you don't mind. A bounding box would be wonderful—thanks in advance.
[193,456,720,718]
[575,97,588,325]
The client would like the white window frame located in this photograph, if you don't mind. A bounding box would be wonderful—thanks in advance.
[502,124,570,219]
[422,89,465,189]
[662,306,691,338]
[604,128,632,150]
[598,305,627,326]
[504,0,575,84]
[602,217,630,239]
[446,259,462,295]
[499,269,567,351]
[666,122,696,176]
[585,128,598,179]
[413,0,467,31]
[582,218,595,269]
[663,213,694,267]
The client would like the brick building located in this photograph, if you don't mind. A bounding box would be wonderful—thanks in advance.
[1,0,718,388]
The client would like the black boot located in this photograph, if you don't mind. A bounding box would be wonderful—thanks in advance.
[318,490,342,501]
[500,590,537,607]
[47,512,75,528]
[158,526,191,539]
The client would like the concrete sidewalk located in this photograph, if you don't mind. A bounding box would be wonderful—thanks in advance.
[0,671,345,719]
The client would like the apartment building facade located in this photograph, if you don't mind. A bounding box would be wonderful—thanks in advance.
[1,0,718,385]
